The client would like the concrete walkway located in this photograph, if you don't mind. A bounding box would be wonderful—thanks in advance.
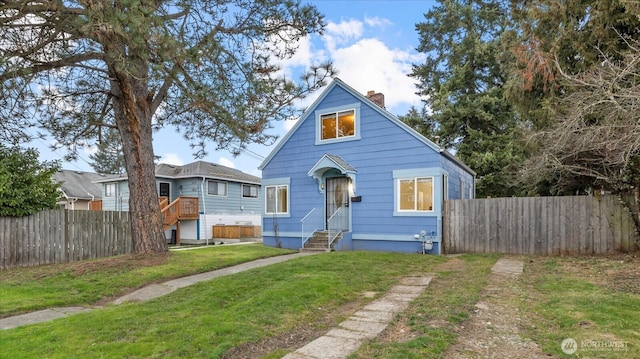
[0,252,313,330]
[282,276,433,359]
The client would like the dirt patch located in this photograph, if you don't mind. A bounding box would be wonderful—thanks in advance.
[376,257,467,344]
[443,265,548,359]
[435,256,467,272]
[556,253,640,295]
[0,253,170,281]
[70,253,170,276]
[220,300,364,359]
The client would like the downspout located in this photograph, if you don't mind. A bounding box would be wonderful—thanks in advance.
[201,177,208,245]
[88,193,94,210]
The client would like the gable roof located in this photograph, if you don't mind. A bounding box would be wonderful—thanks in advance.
[258,78,475,176]
[54,170,105,200]
[94,161,261,184]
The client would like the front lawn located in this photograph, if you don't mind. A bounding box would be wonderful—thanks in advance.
[1,251,448,358]
[0,244,294,316]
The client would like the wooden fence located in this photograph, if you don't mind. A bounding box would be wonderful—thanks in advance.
[212,224,262,240]
[443,195,639,255]
[0,210,132,270]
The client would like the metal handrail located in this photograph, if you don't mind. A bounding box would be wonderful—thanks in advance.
[301,208,323,248]
[327,207,345,249]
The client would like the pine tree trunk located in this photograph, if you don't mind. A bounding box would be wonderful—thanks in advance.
[111,71,167,254]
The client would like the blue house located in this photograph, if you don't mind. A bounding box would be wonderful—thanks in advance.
[259,79,475,254]
[96,161,262,244]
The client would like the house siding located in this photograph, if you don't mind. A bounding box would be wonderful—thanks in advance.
[101,181,129,212]
[262,81,470,254]
[102,178,261,216]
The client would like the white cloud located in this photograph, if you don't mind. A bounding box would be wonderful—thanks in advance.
[218,157,235,168]
[272,15,426,134]
[364,16,393,29]
[325,37,423,113]
[158,153,184,166]
[324,19,364,51]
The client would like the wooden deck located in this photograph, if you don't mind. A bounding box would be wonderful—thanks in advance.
[160,196,199,230]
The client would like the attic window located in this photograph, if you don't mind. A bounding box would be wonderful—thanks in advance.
[321,110,355,140]
[315,103,361,145]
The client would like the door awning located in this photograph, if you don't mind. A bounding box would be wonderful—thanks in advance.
[307,154,357,192]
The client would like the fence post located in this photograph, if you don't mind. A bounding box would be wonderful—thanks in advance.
[64,209,70,263]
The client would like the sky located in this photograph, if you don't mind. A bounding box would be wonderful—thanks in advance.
[29,0,437,177]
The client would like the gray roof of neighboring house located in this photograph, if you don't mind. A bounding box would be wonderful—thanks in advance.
[156,161,261,184]
[94,161,261,184]
[54,170,105,200]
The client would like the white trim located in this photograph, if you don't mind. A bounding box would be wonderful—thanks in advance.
[352,233,441,242]
[315,103,361,145]
[392,168,444,216]
[396,176,435,213]
[263,177,290,217]
[261,231,301,238]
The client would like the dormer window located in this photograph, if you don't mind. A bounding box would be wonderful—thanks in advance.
[315,103,361,144]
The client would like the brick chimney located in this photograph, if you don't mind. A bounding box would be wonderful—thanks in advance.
[366,90,385,109]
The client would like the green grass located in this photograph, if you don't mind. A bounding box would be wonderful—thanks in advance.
[3,251,638,358]
[0,244,294,316]
[0,251,447,358]
[350,253,500,358]
[519,256,640,358]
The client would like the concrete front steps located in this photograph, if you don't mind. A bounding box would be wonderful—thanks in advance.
[300,231,341,253]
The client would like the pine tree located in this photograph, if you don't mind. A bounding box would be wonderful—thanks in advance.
[1,1,334,253]
[411,0,524,197]
[89,128,126,175]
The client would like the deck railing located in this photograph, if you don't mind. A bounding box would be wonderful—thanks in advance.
[161,196,199,229]
[301,208,323,248]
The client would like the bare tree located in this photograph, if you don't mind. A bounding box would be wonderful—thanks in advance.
[521,41,640,234]
[0,1,334,253]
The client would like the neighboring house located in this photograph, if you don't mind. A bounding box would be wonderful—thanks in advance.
[259,79,475,254]
[95,161,262,243]
[53,170,104,210]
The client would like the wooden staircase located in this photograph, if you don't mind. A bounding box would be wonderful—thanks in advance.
[160,196,199,230]
[301,231,341,253]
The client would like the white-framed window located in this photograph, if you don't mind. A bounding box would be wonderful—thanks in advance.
[461,180,466,199]
[105,183,115,197]
[242,184,259,198]
[398,177,434,212]
[207,180,227,196]
[265,185,288,214]
[321,109,355,140]
[315,103,361,144]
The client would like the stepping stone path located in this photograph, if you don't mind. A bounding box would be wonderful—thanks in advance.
[282,276,432,359]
